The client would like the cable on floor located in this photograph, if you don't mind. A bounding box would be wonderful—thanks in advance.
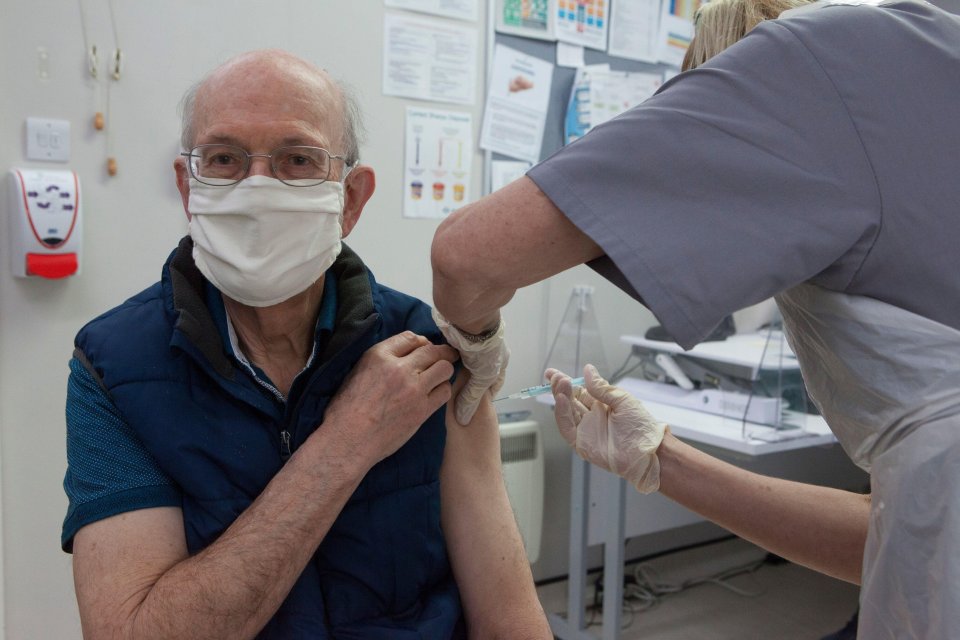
[580,555,769,629]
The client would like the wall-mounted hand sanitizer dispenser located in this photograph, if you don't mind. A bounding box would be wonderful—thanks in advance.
[7,168,82,278]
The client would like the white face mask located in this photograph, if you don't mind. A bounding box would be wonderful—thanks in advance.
[187,175,344,307]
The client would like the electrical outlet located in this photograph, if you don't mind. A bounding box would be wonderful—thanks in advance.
[26,117,71,162]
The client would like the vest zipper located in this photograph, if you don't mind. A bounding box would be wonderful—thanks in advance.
[280,429,292,460]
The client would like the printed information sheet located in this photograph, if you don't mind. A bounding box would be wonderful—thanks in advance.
[383,13,478,105]
[403,107,474,219]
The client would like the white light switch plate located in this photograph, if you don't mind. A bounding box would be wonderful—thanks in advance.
[26,117,71,162]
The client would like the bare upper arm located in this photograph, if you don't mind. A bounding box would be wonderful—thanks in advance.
[72,507,188,638]
[439,376,551,638]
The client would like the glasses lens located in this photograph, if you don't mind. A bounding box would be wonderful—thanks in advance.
[273,147,330,184]
[191,145,248,183]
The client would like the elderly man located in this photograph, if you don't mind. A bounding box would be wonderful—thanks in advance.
[62,50,550,639]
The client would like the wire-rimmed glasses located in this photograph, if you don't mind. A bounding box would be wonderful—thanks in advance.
[180,144,350,187]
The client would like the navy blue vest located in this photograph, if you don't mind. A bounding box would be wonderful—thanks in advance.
[74,238,464,638]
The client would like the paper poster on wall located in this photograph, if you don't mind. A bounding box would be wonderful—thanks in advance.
[564,64,609,144]
[607,0,662,63]
[658,0,701,66]
[490,160,532,193]
[588,69,663,126]
[495,0,556,40]
[564,66,661,142]
[555,0,609,51]
[556,41,585,68]
[385,0,478,22]
[382,14,478,105]
[479,44,554,163]
[404,107,473,219]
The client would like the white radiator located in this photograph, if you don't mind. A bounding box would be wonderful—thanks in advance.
[499,419,544,564]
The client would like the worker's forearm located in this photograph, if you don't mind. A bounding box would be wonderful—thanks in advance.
[432,176,603,333]
[127,438,365,640]
[657,431,869,584]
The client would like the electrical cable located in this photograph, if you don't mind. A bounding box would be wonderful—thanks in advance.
[576,551,769,629]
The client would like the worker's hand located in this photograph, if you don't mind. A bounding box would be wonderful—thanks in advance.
[546,364,667,494]
[324,331,458,468]
[432,308,510,425]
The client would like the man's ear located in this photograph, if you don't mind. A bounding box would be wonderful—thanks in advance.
[340,165,375,238]
[174,157,191,221]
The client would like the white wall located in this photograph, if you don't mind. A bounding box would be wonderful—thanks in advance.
[0,1,667,636]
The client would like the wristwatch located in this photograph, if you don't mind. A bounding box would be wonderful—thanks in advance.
[454,320,501,344]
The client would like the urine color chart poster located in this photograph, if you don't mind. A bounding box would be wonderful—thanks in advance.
[403,107,474,219]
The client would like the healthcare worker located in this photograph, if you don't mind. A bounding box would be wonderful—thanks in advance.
[431,0,960,636]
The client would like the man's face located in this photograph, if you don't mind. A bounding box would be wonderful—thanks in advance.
[174,56,374,238]
[191,67,344,183]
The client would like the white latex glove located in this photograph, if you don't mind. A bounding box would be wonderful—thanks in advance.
[546,364,667,493]
[432,308,510,425]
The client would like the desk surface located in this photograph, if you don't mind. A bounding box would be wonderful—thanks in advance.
[539,376,836,456]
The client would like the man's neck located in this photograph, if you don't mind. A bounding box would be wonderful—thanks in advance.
[223,277,325,396]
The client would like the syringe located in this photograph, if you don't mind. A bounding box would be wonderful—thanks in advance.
[494,377,585,402]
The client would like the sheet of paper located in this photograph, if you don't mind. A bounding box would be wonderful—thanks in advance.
[382,13,478,105]
[385,0,478,21]
[480,44,554,163]
[607,0,661,63]
[588,69,663,127]
[490,160,532,192]
[563,63,608,144]
[658,0,700,66]
[556,41,585,68]
[556,0,609,51]
[403,107,473,219]
[495,0,556,40]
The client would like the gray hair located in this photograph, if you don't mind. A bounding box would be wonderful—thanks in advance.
[177,72,365,166]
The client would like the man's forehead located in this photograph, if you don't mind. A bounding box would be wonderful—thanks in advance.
[193,59,343,145]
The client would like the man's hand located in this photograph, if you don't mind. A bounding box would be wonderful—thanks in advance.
[431,309,510,425]
[547,364,667,493]
[324,331,458,467]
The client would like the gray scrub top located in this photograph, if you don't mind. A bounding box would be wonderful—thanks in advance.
[528,0,960,349]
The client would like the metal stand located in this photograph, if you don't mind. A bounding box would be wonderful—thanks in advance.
[548,454,627,640]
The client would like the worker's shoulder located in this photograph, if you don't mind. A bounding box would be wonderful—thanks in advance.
[774,0,956,46]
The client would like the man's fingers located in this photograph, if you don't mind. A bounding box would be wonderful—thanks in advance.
[380,331,432,358]
[418,357,456,390]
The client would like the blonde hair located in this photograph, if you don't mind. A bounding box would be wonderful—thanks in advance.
[681,0,814,71]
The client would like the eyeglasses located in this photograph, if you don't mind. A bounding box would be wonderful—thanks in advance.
[180,144,351,187]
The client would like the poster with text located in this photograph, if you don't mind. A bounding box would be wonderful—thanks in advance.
[658,0,700,66]
[607,0,662,63]
[385,0,478,22]
[555,0,609,51]
[495,0,556,40]
[383,14,478,105]
[404,107,474,219]
[479,44,554,163]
